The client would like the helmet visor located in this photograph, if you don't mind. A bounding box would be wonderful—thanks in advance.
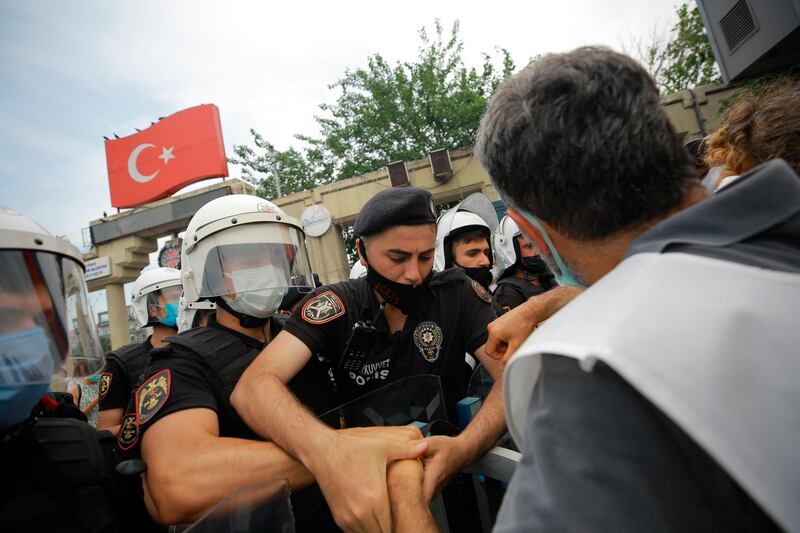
[191,224,314,299]
[493,216,521,278]
[0,250,103,386]
[145,285,182,324]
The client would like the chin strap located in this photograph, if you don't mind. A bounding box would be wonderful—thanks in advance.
[213,297,269,328]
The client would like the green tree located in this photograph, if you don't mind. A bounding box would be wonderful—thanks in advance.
[629,1,721,94]
[229,129,334,200]
[230,20,515,195]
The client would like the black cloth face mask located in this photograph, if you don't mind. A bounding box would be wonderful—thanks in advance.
[365,266,431,315]
[521,256,556,288]
[458,264,493,290]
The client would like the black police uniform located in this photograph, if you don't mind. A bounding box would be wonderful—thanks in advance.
[285,268,497,421]
[0,393,125,533]
[99,338,153,414]
[492,274,547,312]
[117,315,337,532]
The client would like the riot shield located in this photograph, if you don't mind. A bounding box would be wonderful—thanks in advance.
[319,374,446,430]
[179,479,294,533]
[466,363,494,401]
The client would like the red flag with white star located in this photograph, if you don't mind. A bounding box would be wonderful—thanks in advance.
[104,104,228,208]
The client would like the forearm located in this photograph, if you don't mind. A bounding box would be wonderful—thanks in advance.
[232,370,336,467]
[388,460,437,532]
[458,379,506,463]
[144,435,314,524]
[97,408,123,431]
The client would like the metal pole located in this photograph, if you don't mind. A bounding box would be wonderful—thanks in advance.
[106,283,131,349]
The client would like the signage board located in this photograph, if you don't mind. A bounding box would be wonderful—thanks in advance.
[301,204,332,238]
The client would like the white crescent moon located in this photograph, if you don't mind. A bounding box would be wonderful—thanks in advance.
[128,143,159,183]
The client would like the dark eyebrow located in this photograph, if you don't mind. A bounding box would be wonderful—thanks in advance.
[386,247,435,255]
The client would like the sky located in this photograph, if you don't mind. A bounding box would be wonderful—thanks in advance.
[0,0,679,311]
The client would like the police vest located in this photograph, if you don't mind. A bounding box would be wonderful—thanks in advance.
[495,276,545,300]
[504,252,800,531]
[106,341,152,398]
[1,417,119,532]
[161,326,259,431]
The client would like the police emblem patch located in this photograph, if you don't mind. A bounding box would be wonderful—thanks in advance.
[98,372,112,400]
[301,291,345,324]
[135,369,171,425]
[470,279,493,304]
[413,321,443,363]
[117,414,139,451]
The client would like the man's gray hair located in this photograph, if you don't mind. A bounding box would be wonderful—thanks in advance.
[476,46,694,241]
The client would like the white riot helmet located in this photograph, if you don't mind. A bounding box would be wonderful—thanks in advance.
[177,295,216,333]
[0,207,104,428]
[434,193,499,272]
[130,267,182,329]
[349,260,367,280]
[493,215,522,279]
[181,195,314,326]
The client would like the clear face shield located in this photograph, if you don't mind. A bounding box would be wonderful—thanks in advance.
[144,285,182,327]
[190,223,314,318]
[492,216,521,279]
[0,250,103,427]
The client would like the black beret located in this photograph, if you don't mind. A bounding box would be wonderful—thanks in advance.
[354,186,437,238]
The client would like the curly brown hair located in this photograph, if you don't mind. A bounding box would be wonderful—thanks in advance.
[704,78,800,176]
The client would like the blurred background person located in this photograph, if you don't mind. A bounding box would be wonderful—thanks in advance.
[704,77,800,191]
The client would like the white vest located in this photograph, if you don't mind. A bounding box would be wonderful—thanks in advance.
[504,252,800,531]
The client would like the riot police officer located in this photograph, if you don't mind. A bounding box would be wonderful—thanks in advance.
[491,215,556,312]
[233,186,507,533]
[0,207,116,532]
[434,192,498,291]
[97,267,182,433]
[115,194,342,529]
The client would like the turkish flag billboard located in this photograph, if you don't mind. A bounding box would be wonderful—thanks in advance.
[104,104,229,208]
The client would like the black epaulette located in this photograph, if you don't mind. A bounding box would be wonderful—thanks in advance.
[430,267,472,286]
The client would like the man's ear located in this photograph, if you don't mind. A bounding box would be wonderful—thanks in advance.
[356,238,367,266]
[507,209,550,255]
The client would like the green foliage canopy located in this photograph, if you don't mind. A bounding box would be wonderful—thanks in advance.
[229,20,514,199]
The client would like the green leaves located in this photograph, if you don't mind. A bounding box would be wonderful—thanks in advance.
[230,20,515,199]
[661,3,720,94]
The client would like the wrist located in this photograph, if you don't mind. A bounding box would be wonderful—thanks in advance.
[452,434,480,471]
[387,459,423,489]
[301,427,339,473]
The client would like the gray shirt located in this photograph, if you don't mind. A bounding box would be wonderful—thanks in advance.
[496,159,800,532]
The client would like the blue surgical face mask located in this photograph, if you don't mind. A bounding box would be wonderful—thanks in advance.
[512,209,586,288]
[160,301,179,328]
[0,326,56,430]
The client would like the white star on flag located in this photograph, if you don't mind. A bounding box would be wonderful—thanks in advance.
[159,146,175,165]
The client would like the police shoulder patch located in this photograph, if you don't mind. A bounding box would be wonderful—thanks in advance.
[135,369,171,425]
[301,290,346,325]
[470,279,493,304]
[117,414,139,451]
[98,372,112,400]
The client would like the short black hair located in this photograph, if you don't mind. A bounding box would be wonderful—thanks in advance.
[450,228,490,247]
[476,46,695,240]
